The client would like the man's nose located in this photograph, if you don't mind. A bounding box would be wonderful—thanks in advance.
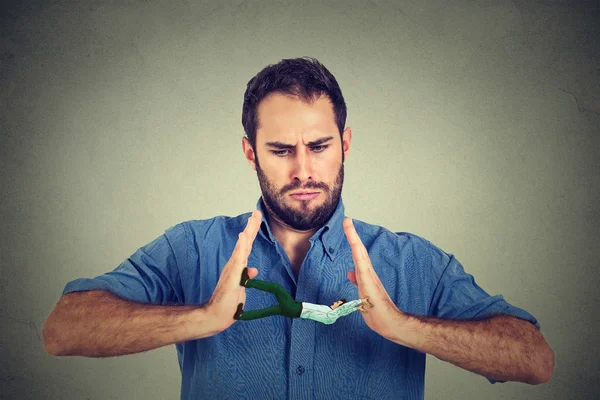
[292,149,314,181]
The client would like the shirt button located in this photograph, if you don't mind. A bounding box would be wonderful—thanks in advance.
[296,366,305,375]
[329,247,334,253]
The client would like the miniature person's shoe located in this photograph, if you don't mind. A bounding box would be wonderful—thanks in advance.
[363,297,374,308]
[233,303,244,320]
[240,267,250,287]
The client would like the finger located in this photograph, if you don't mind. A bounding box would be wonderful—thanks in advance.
[347,270,357,286]
[242,210,262,258]
[343,218,369,261]
[343,218,375,286]
[234,210,261,264]
[219,233,248,288]
[237,289,246,310]
[237,267,258,305]
[245,209,262,237]
[226,211,262,285]
[233,232,249,266]
[247,267,258,279]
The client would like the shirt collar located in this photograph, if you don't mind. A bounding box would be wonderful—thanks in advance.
[255,196,346,260]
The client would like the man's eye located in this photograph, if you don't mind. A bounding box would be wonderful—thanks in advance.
[272,145,329,157]
[312,145,328,152]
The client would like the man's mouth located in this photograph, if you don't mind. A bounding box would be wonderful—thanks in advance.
[290,192,320,200]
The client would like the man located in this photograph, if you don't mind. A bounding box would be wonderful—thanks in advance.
[234,268,373,323]
[42,57,554,399]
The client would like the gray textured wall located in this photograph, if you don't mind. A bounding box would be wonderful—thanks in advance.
[1,1,598,399]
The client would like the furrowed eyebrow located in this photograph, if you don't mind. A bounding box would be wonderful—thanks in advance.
[266,136,334,149]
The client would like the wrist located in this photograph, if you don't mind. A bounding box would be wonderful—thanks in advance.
[385,313,424,349]
[185,305,222,341]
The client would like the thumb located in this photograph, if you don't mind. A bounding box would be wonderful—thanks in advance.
[247,267,259,280]
[347,270,357,286]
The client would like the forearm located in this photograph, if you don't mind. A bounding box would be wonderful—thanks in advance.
[389,314,554,384]
[42,290,216,357]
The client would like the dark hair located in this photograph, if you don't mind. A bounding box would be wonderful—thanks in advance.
[329,299,347,310]
[241,57,347,158]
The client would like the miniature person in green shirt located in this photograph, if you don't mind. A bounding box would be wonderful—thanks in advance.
[233,268,373,324]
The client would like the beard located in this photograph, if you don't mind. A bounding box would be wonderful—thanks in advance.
[255,158,344,231]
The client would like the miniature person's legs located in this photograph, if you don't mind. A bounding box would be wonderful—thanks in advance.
[246,279,292,303]
[245,278,301,317]
[238,269,301,318]
[237,305,284,321]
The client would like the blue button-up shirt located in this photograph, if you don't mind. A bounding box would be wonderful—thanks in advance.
[63,197,540,400]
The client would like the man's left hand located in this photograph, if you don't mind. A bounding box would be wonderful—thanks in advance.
[343,217,409,339]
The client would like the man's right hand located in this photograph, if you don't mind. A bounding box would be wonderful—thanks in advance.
[204,209,262,333]
[42,209,263,357]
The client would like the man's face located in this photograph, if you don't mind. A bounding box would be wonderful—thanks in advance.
[247,92,350,231]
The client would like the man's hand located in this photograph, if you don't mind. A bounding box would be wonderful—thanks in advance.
[205,209,262,333]
[43,210,264,357]
[343,218,408,339]
[343,218,555,384]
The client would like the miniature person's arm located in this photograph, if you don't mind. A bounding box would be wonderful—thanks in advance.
[329,299,363,319]
[300,300,364,324]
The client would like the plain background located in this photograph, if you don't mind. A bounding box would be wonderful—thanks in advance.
[1,0,599,399]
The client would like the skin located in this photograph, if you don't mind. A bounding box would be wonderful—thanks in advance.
[41,92,345,357]
[43,90,554,384]
[42,210,263,356]
[242,92,555,384]
[343,218,555,384]
[330,300,344,310]
[330,300,343,310]
[242,92,351,275]
[356,297,373,313]
[330,298,372,311]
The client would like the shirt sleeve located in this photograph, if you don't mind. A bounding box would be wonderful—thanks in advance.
[332,299,362,319]
[426,240,540,384]
[61,223,188,305]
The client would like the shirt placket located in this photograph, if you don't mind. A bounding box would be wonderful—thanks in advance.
[288,239,320,400]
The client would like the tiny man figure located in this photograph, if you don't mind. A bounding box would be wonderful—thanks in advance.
[234,268,373,324]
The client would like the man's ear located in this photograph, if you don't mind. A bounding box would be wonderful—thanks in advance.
[242,137,257,171]
[342,126,352,161]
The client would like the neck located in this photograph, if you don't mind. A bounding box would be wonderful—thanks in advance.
[264,209,317,249]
